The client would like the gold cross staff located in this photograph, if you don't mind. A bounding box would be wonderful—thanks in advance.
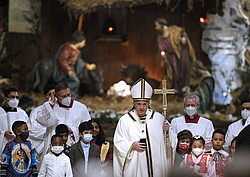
[154,78,177,119]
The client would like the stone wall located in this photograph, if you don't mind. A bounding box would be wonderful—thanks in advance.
[201,0,249,105]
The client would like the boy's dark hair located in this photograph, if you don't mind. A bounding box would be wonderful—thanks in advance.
[55,124,69,134]
[91,119,106,145]
[55,82,69,94]
[51,134,63,143]
[212,129,225,139]
[241,99,250,106]
[79,120,93,133]
[12,121,26,135]
[191,135,205,146]
[4,88,19,98]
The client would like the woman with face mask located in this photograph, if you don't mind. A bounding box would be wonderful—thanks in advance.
[180,135,216,177]
[38,135,73,177]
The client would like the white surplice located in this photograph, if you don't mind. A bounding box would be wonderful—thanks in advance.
[224,118,250,151]
[35,100,91,158]
[0,107,28,154]
[27,105,47,157]
[171,116,214,141]
[113,108,173,177]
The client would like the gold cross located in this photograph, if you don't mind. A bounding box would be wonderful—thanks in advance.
[154,78,177,119]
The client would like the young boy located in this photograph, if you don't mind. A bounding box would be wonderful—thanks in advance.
[38,135,73,177]
[0,121,39,176]
[69,121,101,177]
[205,129,229,173]
[55,124,71,156]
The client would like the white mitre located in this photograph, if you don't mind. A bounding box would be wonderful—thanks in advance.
[131,78,153,102]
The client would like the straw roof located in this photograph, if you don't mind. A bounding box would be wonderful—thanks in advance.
[58,0,197,14]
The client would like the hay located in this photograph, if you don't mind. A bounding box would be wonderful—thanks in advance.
[57,0,198,13]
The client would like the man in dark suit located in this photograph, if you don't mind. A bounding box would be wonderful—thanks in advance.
[69,121,101,177]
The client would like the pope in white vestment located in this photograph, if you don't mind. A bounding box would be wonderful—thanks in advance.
[34,83,91,158]
[0,88,28,154]
[113,78,170,177]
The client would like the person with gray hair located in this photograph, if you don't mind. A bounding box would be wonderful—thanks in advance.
[171,94,214,149]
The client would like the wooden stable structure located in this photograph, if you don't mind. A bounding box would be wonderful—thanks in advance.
[4,0,217,91]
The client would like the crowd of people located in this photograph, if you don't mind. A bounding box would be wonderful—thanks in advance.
[0,79,249,177]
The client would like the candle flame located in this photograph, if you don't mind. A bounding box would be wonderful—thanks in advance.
[108,27,113,32]
[200,17,205,23]
[161,51,166,56]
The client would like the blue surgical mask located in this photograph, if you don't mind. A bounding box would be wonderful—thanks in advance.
[83,134,93,143]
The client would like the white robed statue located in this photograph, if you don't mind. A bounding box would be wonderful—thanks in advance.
[113,78,173,177]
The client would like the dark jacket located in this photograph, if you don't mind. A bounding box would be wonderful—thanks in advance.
[69,141,101,177]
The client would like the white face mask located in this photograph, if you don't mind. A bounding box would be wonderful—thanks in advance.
[8,98,19,109]
[185,106,197,117]
[192,148,203,157]
[60,97,71,106]
[83,134,93,143]
[51,146,64,154]
[241,109,250,120]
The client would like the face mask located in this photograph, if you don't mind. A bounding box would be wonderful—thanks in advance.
[51,146,64,154]
[179,142,190,150]
[241,109,250,120]
[83,134,93,143]
[185,106,197,116]
[19,131,29,141]
[8,98,19,109]
[60,97,71,106]
[192,148,203,157]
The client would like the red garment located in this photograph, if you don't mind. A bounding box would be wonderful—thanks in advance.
[92,140,110,161]
[187,153,208,174]
[185,114,200,123]
[217,157,229,177]
[59,43,80,73]
[157,34,190,90]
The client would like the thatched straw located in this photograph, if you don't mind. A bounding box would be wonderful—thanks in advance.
[58,0,199,14]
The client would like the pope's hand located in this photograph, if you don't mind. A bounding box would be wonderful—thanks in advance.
[5,131,14,139]
[132,141,146,152]
[163,121,170,132]
[68,71,76,77]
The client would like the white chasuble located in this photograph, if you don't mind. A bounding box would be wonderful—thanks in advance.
[113,109,169,177]
[0,107,28,154]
